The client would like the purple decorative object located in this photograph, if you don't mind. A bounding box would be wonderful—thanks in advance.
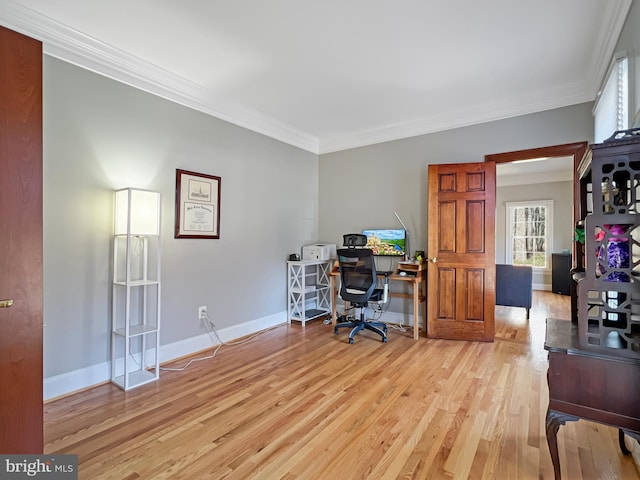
[602,224,630,282]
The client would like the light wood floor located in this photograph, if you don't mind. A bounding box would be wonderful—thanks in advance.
[45,291,640,479]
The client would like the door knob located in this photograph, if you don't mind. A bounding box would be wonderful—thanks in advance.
[430,257,437,263]
[0,299,14,308]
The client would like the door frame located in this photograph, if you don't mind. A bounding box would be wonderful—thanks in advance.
[485,141,588,318]
[485,141,588,255]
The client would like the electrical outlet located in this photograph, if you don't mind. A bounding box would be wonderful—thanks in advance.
[198,306,207,320]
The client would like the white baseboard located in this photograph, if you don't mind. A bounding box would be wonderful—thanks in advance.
[334,302,423,328]
[378,310,423,328]
[44,311,287,400]
[533,283,551,291]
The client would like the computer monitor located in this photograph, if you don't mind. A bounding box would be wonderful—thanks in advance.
[361,229,406,256]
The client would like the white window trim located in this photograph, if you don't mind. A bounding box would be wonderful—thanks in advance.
[593,50,629,143]
[505,200,554,272]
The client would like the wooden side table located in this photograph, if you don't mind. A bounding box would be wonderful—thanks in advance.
[544,318,640,479]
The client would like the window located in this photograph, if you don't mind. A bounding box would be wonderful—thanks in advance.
[506,200,553,270]
[594,52,629,143]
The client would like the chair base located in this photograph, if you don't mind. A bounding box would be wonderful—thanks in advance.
[334,315,388,344]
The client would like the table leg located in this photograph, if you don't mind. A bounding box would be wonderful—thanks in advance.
[421,273,427,337]
[412,278,419,340]
[619,429,640,455]
[619,429,631,455]
[330,275,337,326]
[546,409,578,480]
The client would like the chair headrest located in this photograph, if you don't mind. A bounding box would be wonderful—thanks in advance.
[343,233,367,248]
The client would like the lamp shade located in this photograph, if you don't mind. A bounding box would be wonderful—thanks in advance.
[115,188,161,236]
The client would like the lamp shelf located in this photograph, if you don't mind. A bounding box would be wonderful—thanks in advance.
[111,370,157,390]
[111,187,162,391]
[113,279,160,287]
[113,324,158,337]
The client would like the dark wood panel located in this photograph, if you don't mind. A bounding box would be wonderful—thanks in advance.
[439,172,456,192]
[466,200,485,253]
[438,201,456,253]
[465,269,484,321]
[466,172,485,192]
[0,26,43,453]
[548,351,640,429]
[437,268,455,319]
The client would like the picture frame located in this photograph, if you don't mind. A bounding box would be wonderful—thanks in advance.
[175,169,221,239]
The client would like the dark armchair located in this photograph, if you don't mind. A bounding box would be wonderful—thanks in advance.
[495,264,533,319]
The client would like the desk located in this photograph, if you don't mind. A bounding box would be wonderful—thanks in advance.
[329,267,426,340]
[544,318,640,479]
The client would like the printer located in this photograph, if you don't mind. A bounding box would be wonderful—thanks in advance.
[302,243,337,261]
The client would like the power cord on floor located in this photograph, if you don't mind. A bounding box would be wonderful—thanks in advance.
[159,312,278,372]
[325,304,407,332]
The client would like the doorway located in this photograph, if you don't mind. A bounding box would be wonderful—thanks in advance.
[486,142,588,322]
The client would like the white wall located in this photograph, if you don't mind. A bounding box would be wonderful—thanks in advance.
[43,57,318,394]
[496,181,574,289]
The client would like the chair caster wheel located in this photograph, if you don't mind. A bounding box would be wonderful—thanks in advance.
[334,328,338,334]
[383,338,388,343]
[349,338,354,344]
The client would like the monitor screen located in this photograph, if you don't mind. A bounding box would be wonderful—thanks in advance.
[362,229,406,256]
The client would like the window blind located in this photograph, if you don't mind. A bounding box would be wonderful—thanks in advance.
[594,53,629,143]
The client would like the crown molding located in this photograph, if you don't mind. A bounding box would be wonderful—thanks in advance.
[319,81,593,154]
[0,0,631,156]
[0,0,320,154]
[586,0,633,97]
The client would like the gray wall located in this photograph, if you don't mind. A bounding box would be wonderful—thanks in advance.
[318,103,594,313]
[44,0,640,390]
[319,104,593,251]
[43,57,318,379]
[496,181,574,288]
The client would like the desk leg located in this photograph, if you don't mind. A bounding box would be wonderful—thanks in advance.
[420,274,427,338]
[330,276,337,326]
[546,409,578,480]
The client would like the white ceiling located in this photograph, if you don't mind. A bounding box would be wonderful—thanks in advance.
[496,156,574,186]
[0,0,632,154]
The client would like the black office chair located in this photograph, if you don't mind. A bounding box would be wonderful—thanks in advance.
[334,234,388,344]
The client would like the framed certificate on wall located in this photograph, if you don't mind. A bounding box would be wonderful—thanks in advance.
[175,169,221,239]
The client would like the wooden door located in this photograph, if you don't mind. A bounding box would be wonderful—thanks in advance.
[427,162,496,341]
[0,26,43,453]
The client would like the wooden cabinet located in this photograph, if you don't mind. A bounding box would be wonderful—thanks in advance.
[544,318,640,480]
[546,130,640,478]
